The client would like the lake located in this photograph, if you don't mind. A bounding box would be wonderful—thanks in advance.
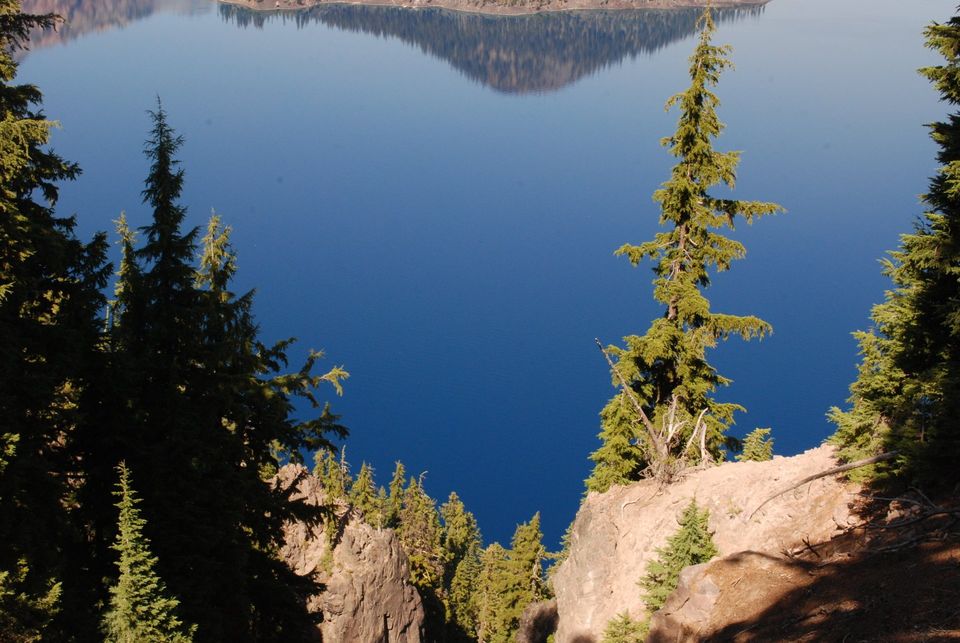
[18,0,955,547]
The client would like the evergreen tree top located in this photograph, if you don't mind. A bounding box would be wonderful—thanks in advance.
[587,9,782,491]
[136,100,198,298]
[921,15,960,105]
[142,100,185,220]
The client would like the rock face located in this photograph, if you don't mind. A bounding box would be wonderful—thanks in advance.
[516,599,559,643]
[276,465,425,643]
[552,446,860,642]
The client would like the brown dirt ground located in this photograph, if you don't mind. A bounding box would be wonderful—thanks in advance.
[695,496,960,642]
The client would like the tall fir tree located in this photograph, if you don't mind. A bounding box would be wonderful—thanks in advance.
[386,460,407,528]
[639,499,717,612]
[587,10,782,491]
[830,9,960,486]
[502,513,549,634]
[475,543,511,643]
[108,107,348,641]
[474,514,549,643]
[440,492,483,640]
[102,463,195,643]
[0,1,109,636]
[349,462,381,525]
[314,447,351,500]
[397,475,447,637]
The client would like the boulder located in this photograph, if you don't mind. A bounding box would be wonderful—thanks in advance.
[552,446,860,642]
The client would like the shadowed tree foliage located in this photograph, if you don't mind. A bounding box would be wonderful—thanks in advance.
[0,1,109,636]
[102,463,194,643]
[830,9,960,487]
[587,10,782,491]
[106,105,348,642]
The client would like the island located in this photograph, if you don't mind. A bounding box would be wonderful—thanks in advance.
[221,0,768,17]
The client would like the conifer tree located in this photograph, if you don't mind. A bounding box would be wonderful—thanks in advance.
[102,463,195,643]
[639,499,717,612]
[830,9,960,486]
[314,447,352,500]
[601,612,647,643]
[0,1,108,635]
[736,428,773,462]
[108,108,348,641]
[587,10,782,491]
[503,513,549,628]
[475,543,510,643]
[349,462,381,525]
[447,545,482,640]
[440,492,480,573]
[474,513,550,643]
[398,476,447,633]
[440,492,482,639]
[386,461,407,528]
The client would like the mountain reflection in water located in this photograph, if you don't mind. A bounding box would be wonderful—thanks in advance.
[20,0,210,51]
[22,0,766,93]
[219,3,765,93]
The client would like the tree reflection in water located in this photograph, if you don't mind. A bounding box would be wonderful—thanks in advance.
[219,3,766,93]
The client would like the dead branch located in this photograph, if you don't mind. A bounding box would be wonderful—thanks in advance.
[881,508,960,531]
[595,337,665,457]
[747,451,899,521]
[698,412,712,464]
[868,515,958,553]
[620,486,661,518]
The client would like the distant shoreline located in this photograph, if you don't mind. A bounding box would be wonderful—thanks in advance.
[219,0,768,18]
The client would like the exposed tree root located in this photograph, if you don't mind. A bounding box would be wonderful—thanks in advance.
[747,451,898,521]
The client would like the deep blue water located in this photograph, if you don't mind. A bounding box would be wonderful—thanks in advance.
[19,0,956,548]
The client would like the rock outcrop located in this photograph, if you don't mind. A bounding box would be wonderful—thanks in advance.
[276,465,425,643]
[516,599,559,643]
[552,446,860,642]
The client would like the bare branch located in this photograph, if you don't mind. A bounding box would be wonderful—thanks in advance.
[595,338,662,454]
[747,451,899,521]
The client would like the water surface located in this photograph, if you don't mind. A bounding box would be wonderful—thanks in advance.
[19,0,955,546]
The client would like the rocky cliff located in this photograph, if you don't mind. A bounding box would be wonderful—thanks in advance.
[275,465,425,643]
[552,446,861,642]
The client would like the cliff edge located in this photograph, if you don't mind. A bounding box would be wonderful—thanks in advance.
[552,446,861,642]
[275,465,425,643]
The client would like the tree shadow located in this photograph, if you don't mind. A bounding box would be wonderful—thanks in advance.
[689,497,960,642]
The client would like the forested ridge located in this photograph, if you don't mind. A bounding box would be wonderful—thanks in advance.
[219,3,764,93]
[2,0,960,641]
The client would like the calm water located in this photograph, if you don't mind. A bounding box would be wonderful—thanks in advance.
[19,0,956,546]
